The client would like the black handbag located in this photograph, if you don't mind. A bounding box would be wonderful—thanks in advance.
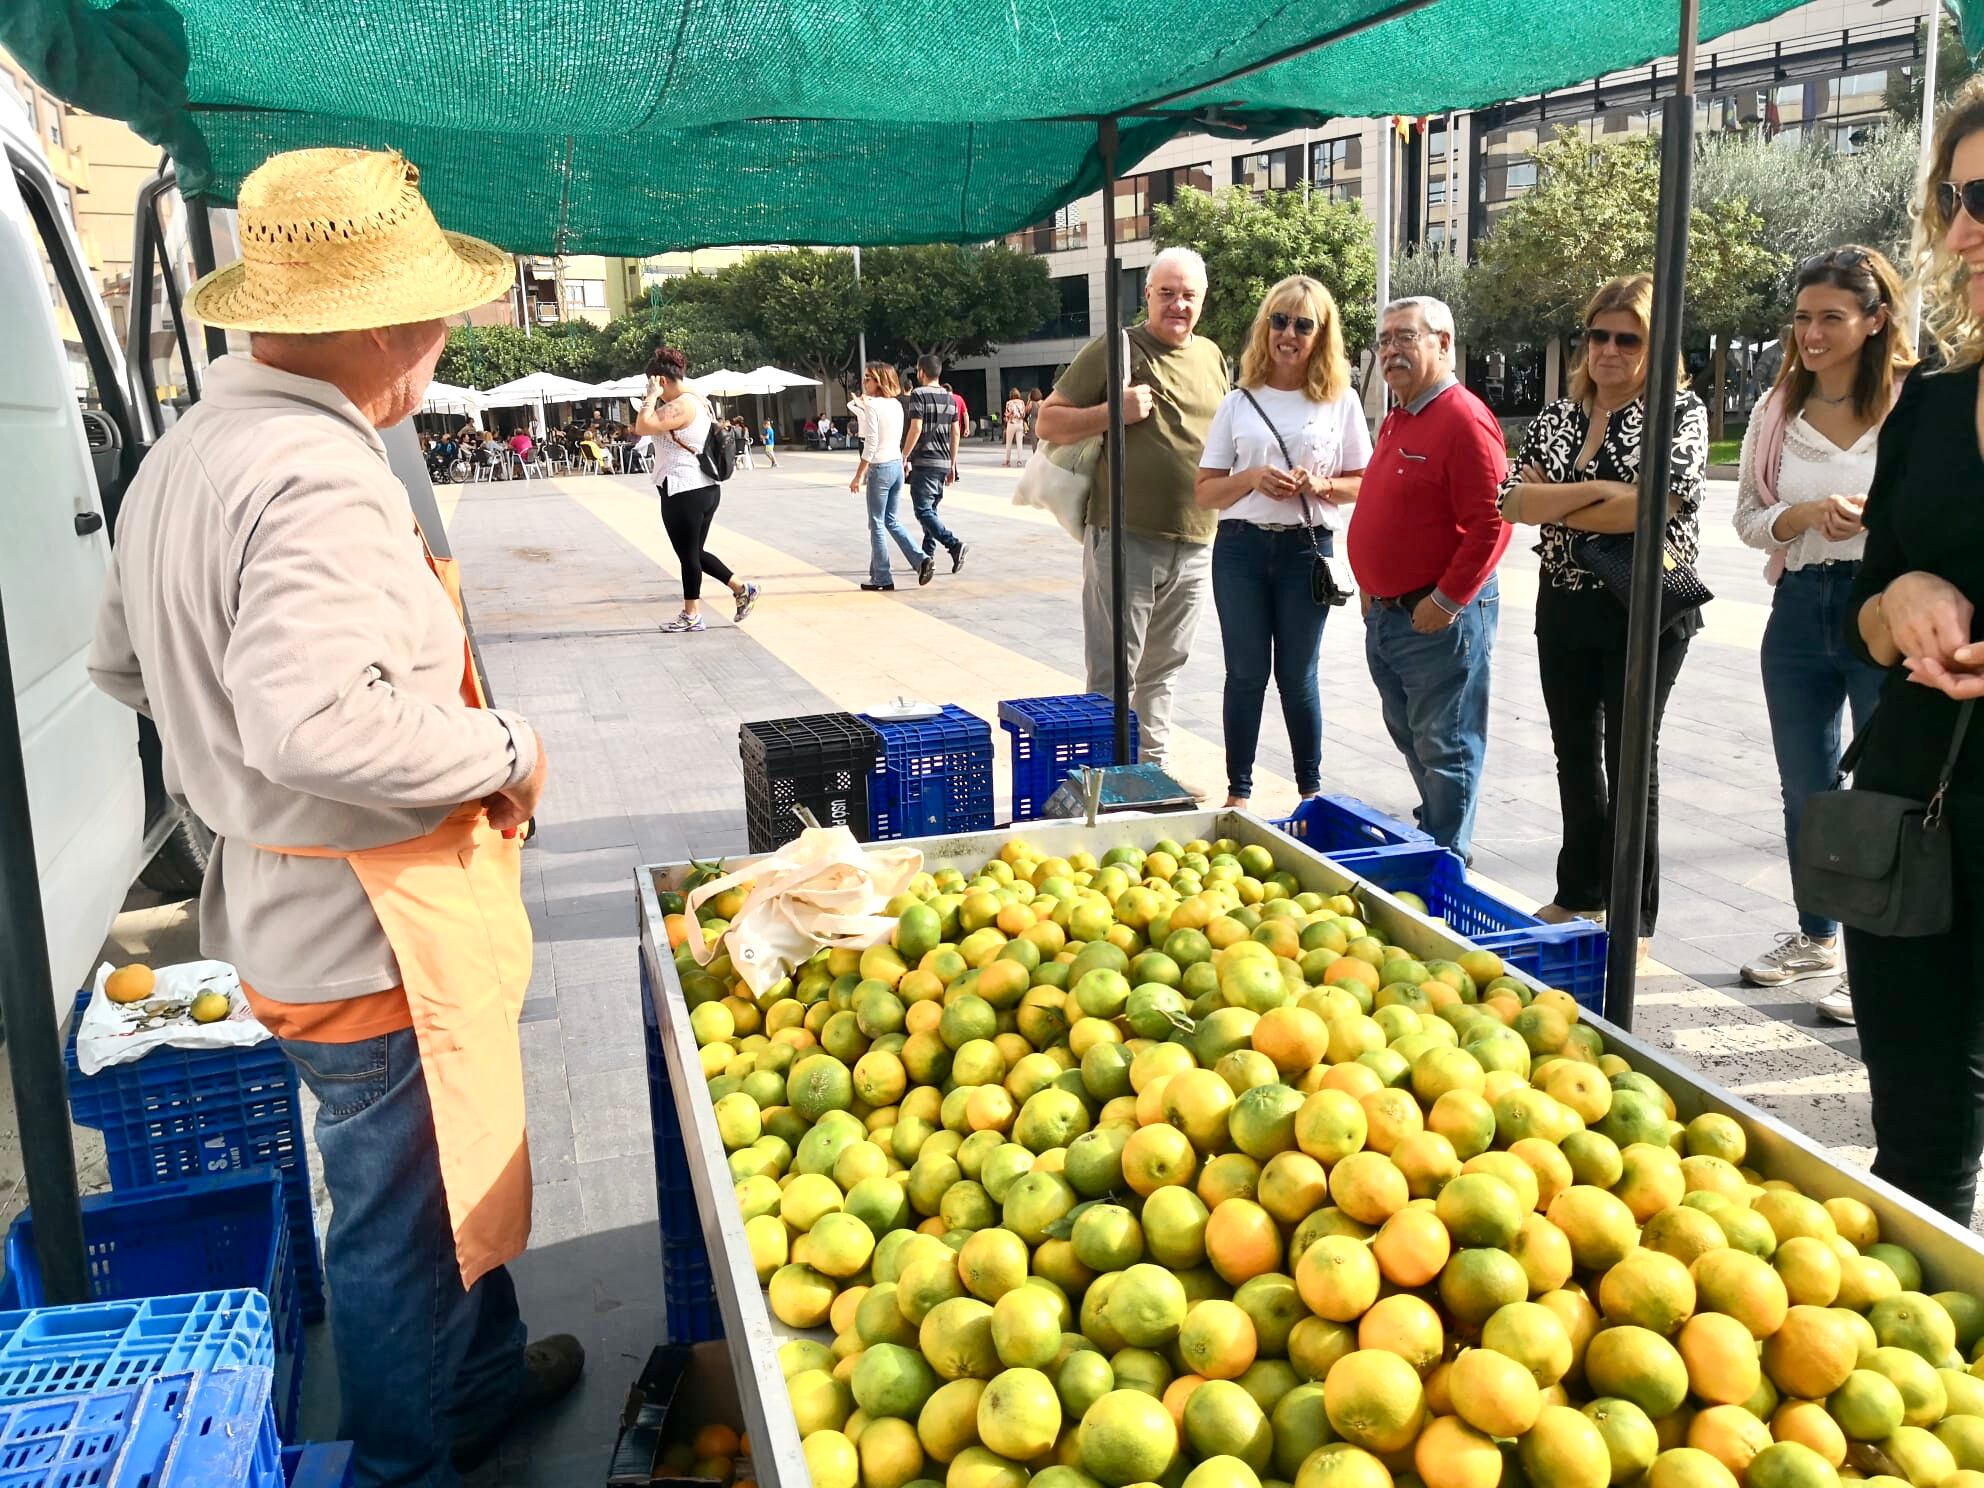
[1568,531,1713,630]
[1238,390,1353,607]
[1792,698,1975,938]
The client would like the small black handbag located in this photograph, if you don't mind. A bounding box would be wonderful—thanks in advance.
[1792,698,1975,938]
[1568,530,1714,630]
[1238,390,1353,607]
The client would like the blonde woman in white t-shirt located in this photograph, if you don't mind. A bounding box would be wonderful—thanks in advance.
[1731,246,1913,1021]
[1196,276,1372,811]
[849,362,926,590]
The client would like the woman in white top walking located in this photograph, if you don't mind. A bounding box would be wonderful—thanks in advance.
[633,346,759,633]
[1002,391,1027,465]
[1196,276,1371,810]
[850,362,925,591]
[1731,246,1913,1021]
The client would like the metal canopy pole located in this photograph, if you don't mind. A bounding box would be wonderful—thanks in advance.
[0,596,89,1305]
[1603,0,1699,1029]
[1908,0,1944,348]
[1099,119,1131,762]
[185,202,227,364]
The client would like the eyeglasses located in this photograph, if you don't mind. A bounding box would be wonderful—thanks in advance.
[1800,246,1871,276]
[1583,328,1645,351]
[1375,329,1424,349]
[1939,179,1984,226]
[1269,312,1318,335]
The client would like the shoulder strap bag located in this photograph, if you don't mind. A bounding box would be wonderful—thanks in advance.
[1013,330,1137,541]
[1792,698,1975,938]
[1238,389,1353,607]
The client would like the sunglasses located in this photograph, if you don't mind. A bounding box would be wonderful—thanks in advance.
[1583,327,1644,350]
[1269,312,1318,335]
[1800,246,1871,276]
[1939,179,1984,226]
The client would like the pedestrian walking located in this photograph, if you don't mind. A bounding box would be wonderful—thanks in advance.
[761,417,779,467]
[86,146,582,1485]
[1733,246,1913,1023]
[1038,246,1230,779]
[1499,273,1708,954]
[904,354,969,578]
[943,382,972,448]
[1003,389,1027,464]
[1196,275,1370,812]
[1346,295,1510,861]
[1025,388,1043,449]
[850,361,924,591]
[1838,83,1984,1221]
[733,417,754,472]
[634,347,759,632]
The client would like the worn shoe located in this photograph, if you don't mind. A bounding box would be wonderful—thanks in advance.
[660,611,705,633]
[453,1334,586,1471]
[860,582,896,592]
[951,542,969,573]
[733,582,759,623]
[1741,931,1840,987]
[1536,904,1604,925]
[1817,982,1856,1025]
[917,555,936,586]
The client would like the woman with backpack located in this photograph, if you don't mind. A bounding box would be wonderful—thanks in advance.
[632,346,759,633]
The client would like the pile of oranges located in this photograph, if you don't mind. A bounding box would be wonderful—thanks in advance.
[672,832,1984,1488]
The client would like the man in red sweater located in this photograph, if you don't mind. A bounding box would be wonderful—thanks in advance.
[1346,296,1511,862]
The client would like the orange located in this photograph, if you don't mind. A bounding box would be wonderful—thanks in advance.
[1548,1186,1639,1272]
[1162,1372,1207,1431]
[1296,1090,1371,1164]
[1321,1062,1386,1102]
[1511,1213,1577,1297]
[1691,1249,1789,1339]
[1598,1249,1697,1335]
[1645,1447,1740,1488]
[1761,1306,1860,1400]
[1165,1069,1240,1153]
[1677,1312,1762,1405]
[1199,1152,1264,1211]
[1482,1300,1575,1388]
[1372,1207,1453,1289]
[1358,1294,1446,1376]
[1297,1235,1382,1323]
[1329,1152,1409,1227]
[1323,1349,1426,1454]
[1393,1131,1464,1200]
[1258,1151,1330,1226]
[1205,1199,1284,1286]
[103,964,155,1004]
[1123,1123,1199,1196]
[1770,1401,1847,1468]
[1415,1415,1504,1488]
[1450,1346,1544,1437]
[1254,1007,1329,1075]
[1688,1405,1773,1477]
[1179,1299,1260,1382]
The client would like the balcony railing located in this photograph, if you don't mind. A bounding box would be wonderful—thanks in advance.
[1008,222,1089,254]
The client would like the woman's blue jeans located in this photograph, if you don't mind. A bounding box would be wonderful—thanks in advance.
[865,460,921,585]
[1762,561,1886,939]
[1212,522,1332,799]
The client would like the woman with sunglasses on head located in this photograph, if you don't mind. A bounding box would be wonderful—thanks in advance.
[1196,276,1371,811]
[1500,274,1709,956]
[1732,246,1914,1023]
[1837,84,1984,1222]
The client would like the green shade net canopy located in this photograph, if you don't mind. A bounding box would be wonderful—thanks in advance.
[2,0,1906,254]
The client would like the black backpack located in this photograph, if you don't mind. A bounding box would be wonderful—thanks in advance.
[673,410,736,483]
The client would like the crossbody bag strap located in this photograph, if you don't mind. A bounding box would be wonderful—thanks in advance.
[1238,388,1324,554]
[1834,697,1976,805]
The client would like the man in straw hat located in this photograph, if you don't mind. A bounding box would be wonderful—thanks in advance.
[88,147,581,1484]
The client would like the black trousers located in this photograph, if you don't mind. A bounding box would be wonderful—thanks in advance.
[1846,794,1984,1222]
[1535,598,1691,934]
[659,483,733,602]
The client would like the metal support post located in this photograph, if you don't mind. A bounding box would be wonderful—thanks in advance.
[1099,120,1131,763]
[1603,0,1699,1029]
[0,595,88,1304]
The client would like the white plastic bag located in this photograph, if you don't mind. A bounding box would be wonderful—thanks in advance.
[1012,436,1097,541]
[76,960,268,1076]
[683,827,922,997]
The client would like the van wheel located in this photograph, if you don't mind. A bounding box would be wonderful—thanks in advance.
[139,817,215,898]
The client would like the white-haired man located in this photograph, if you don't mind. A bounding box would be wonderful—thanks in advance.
[1346,295,1511,861]
[1038,246,1230,780]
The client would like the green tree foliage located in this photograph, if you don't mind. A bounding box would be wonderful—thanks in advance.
[1471,130,1782,345]
[1885,18,1975,118]
[862,244,1058,364]
[721,248,866,389]
[1151,185,1379,356]
[1388,247,1479,344]
[603,287,764,377]
[437,321,610,388]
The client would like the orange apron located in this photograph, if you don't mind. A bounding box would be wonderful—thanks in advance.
[259,532,533,1290]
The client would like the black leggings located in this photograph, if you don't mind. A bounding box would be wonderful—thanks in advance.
[659,483,733,602]
[1846,794,1984,1222]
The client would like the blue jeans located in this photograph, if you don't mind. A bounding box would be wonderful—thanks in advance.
[910,466,961,557]
[1364,578,1499,862]
[865,460,922,585]
[280,1027,527,1487]
[1764,562,1885,938]
[1213,523,1331,798]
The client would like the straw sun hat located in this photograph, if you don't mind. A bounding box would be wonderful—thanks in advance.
[188,147,514,333]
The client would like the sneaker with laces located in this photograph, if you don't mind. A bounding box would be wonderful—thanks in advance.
[1816,982,1856,1025]
[660,611,705,633]
[734,582,759,623]
[1741,931,1840,987]
[951,541,969,573]
[917,555,936,585]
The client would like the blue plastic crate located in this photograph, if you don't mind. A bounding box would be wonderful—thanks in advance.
[282,1442,355,1487]
[858,705,995,840]
[998,694,1138,823]
[4,1174,302,1439]
[1332,846,1608,1012]
[640,957,721,1346]
[0,1292,271,1403]
[63,994,323,1325]
[1269,794,1433,855]
[0,1365,280,1488]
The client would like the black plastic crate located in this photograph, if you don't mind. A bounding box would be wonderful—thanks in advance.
[740,713,880,853]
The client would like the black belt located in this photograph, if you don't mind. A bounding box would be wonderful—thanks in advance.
[1372,584,1437,611]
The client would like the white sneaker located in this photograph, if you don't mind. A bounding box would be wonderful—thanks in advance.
[1816,982,1856,1025]
[1740,931,1840,987]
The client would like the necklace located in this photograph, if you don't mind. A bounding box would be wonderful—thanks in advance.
[1808,389,1850,406]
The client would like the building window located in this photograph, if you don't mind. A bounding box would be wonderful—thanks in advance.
[1233,146,1300,194]
[1312,135,1362,203]
[1026,274,1091,341]
[45,103,62,149]
[1006,204,1087,254]
[1427,176,1447,208]
[572,279,607,308]
[1119,266,1147,318]
[1114,176,1150,241]
[1426,222,1448,248]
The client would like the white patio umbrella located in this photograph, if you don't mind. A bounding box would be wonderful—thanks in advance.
[479,371,600,433]
[591,374,649,400]
[688,369,785,397]
[421,380,485,425]
[746,365,821,389]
